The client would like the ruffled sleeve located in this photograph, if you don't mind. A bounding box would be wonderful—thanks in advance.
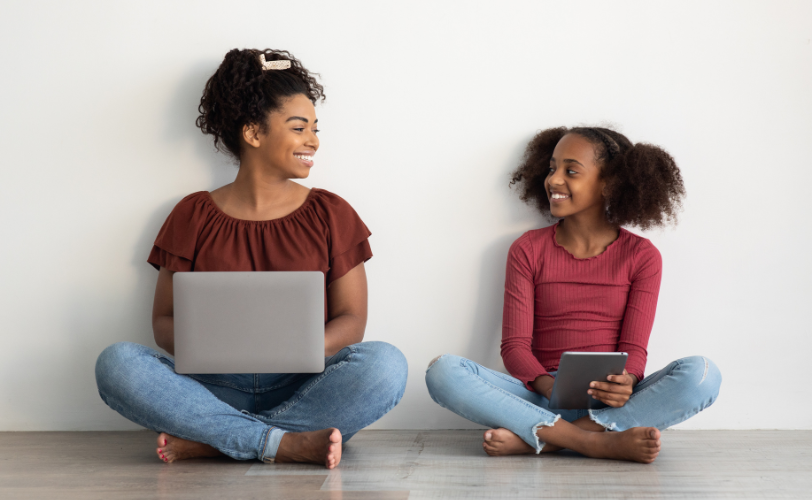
[313,190,373,285]
[147,192,208,272]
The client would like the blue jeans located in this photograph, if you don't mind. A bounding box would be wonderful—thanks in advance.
[425,354,721,453]
[95,341,408,462]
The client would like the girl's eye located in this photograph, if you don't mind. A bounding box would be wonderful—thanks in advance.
[567,169,577,175]
[293,128,305,132]
[313,129,320,133]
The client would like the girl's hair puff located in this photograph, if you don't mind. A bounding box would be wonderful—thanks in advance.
[511,126,686,230]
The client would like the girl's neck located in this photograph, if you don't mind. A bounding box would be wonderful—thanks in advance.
[555,212,620,259]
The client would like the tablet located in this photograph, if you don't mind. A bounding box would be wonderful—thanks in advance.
[548,352,628,410]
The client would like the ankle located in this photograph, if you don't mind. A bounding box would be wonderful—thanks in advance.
[583,429,611,458]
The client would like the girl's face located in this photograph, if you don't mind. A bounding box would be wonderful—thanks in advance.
[249,93,320,179]
[545,133,606,219]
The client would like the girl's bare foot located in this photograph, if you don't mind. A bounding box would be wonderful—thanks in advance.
[589,427,661,463]
[483,428,535,456]
[156,433,222,463]
[484,417,608,456]
[275,428,342,469]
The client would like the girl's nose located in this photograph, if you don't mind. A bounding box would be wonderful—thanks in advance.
[548,169,565,186]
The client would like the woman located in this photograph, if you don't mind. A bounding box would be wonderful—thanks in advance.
[425,127,721,463]
[95,48,408,468]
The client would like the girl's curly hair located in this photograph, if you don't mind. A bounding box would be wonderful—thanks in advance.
[195,48,325,159]
[510,127,686,230]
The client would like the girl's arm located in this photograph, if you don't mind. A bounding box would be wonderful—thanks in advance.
[325,262,368,357]
[501,235,551,393]
[616,242,662,383]
[152,267,176,355]
[585,243,660,407]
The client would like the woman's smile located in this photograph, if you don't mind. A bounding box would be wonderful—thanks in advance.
[294,151,315,168]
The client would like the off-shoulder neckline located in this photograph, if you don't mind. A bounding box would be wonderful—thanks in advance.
[198,188,319,224]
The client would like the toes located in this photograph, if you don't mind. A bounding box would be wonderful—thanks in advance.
[484,431,493,441]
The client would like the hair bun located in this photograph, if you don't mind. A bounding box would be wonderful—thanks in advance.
[196,48,325,160]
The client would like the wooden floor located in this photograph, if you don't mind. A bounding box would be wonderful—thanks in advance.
[0,430,810,499]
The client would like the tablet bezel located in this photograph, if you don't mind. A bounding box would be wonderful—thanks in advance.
[548,352,628,410]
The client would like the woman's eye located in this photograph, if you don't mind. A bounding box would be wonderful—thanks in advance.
[567,169,577,175]
[293,128,305,132]
[313,129,320,134]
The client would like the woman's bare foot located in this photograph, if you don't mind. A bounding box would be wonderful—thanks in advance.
[483,428,535,456]
[275,428,342,469]
[588,427,661,463]
[156,433,222,463]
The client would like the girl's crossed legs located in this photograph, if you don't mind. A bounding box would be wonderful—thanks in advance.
[95,341,408,466]
[425,354,721,463]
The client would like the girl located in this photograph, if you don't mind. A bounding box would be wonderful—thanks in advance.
[95,49,407,468]
[425,127,721,463]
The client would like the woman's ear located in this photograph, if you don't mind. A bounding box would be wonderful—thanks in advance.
[242,123,262,149]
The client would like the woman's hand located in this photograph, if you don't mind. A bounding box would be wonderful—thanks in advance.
[587,370,637,407]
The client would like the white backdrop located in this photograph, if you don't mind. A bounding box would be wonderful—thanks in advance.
[1,1,810,431]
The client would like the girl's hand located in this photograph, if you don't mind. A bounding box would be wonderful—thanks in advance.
[587,370,636,407]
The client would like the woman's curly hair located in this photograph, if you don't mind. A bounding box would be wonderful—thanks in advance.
[510,127,686,230]
[196,48,325,159]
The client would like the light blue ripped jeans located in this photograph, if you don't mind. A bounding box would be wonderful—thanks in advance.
[95,341,408,462]
[425,354,721,453]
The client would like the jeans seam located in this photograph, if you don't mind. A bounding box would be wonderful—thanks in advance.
[261,347,356,419]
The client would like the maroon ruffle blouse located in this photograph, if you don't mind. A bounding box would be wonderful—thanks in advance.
[147,188,372,321]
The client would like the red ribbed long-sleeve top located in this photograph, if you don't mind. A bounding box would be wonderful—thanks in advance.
[501,222,662,391]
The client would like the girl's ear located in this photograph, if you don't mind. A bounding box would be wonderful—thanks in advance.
[242,123,262,149]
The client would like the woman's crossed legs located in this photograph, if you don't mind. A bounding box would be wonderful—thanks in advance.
[425,354,721,463]
[95,341,407,467]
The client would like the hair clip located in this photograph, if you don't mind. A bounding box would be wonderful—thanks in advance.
[259,54,291,71]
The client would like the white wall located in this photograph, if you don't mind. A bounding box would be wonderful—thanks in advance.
[1,0,810,431]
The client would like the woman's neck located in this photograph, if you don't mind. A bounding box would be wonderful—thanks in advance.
[231,164,295,209]
[209,161,310,221]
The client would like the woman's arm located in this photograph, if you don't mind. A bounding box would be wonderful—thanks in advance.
[325,262,368,357]
[152,267,176,355]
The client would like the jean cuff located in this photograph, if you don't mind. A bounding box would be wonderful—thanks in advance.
[530,414,561,454]
[260,427,287,463]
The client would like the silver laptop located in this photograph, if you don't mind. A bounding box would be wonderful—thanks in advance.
[173,271,325,374]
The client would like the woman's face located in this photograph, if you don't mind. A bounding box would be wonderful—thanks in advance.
[251,93,320,179]
[545,133,606,219]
